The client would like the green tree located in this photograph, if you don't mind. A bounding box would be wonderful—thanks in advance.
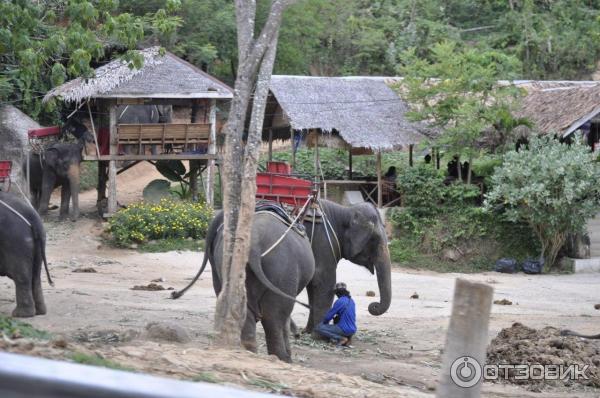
[0,0,180,121]
[400,41,523,183]
[485,137,600,269]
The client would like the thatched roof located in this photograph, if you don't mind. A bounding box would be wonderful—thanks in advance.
[0,105,39,199]
[268,76,430,150]
[514,80,600,137]
[44,47,233,103]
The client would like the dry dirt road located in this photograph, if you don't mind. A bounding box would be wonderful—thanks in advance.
[1,162,599,397]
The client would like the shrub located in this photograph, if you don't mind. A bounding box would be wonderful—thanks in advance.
[108,199,213,245]
[485,136,600,269]
[395,165,445,216]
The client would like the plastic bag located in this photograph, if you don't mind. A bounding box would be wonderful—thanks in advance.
[522,258,544,274]
[494,258,517,273]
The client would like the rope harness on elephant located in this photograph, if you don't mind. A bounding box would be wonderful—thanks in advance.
[0,199,31,227]
[0,198,54,286]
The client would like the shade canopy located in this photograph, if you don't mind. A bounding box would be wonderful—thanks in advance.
[267,75,430,151]
[44,47,233,103]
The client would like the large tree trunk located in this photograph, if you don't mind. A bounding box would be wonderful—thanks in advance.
[214,0,295,348]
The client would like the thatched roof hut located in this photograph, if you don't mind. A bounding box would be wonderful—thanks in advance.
[265,76,429,151]
[44,47,233,103]
[0,105,40,199]
[514,80,600,137]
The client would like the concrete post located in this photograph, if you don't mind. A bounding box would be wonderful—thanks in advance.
[437,278,493,398]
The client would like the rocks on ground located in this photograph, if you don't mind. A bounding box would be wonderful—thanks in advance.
[144,322,191,344]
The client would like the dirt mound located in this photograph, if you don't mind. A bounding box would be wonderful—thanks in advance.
[0,337,427,398]
[487,323,600,390]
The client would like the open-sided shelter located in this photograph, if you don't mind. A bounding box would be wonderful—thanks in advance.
[44,47,233,213]
[262,75,430,207]
[514,80,600,142]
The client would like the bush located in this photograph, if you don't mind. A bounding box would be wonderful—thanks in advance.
[485,136,600,269]
[107,199,213,245]
[388,162,538,272]
[395,165,445,215]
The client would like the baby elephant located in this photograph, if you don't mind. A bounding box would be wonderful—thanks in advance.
[0,191,53,317]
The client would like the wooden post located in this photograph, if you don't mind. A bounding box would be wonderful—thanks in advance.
[409,144,414,167]
[189,100,199,202]
[348,148,353,180]
[290,127,296,170]
[436,278,493,398]
[314,130,319,177]
[107,101,118,215]
[268,128,273,162]
[207,99,217,207]
[376,150,382,208]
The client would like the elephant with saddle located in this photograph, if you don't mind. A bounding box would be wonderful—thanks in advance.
[0,191,53,317]
[172,208,315,363]
[300,199,392,335]
[27,119,95,221]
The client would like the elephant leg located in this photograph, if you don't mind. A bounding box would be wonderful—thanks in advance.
[284,319,292,358]
[38,172,56,215]
[241,315,258,353]
[305,272,336,336]
[59,183,70,220]
[261,316,292,363]
[12,276,35,318]
[32,269,46,315]
[68,164,80,220]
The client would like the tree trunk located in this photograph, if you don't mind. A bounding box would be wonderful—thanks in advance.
[214,0,294,348]
[467,154,473,185]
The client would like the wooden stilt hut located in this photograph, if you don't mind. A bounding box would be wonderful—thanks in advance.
[43,47,233,214]
[262,76,431,208]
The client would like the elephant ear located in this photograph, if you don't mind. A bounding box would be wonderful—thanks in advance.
[345,208,376,259]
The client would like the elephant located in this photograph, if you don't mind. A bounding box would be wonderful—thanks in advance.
[27,119,95,221]
[301,199,392,335]
[0,191,53,317]
[172,209,315,363]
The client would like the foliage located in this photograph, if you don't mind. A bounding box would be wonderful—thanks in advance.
[107,199,212,245]
[395,165,445,216]
[485,137,600,269]
[69,352,132,371]
[137,238,204,253]
[400,41,524,178]
[1,0,180,122]
[388,162,538,272]
[142,179,172,203]
[263,148,410,180]
[79,161,98,192]
[0,315,51,340]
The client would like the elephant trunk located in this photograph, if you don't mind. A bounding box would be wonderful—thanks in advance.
[368,244,392,316]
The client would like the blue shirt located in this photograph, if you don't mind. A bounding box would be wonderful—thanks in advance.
[322,295,357,335]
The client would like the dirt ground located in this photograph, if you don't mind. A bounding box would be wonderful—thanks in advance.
[1,161,600,397]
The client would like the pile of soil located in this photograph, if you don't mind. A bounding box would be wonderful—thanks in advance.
[487,323,600,390]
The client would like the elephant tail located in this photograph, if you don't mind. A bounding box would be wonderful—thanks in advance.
[171,249,209,299]
[32,221,53,287]
[247,251,310,309]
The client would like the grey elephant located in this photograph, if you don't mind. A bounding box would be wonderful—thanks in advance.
[0,191,53,317]
[27,121,95,221]
[172,209,315,363]
[302,200,392,334]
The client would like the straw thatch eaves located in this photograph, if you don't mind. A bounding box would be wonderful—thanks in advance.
[43,47,233,104]
[514,80,600,137]
[268,76,431,151]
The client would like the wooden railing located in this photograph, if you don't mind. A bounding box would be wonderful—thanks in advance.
[117,123,211,147]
